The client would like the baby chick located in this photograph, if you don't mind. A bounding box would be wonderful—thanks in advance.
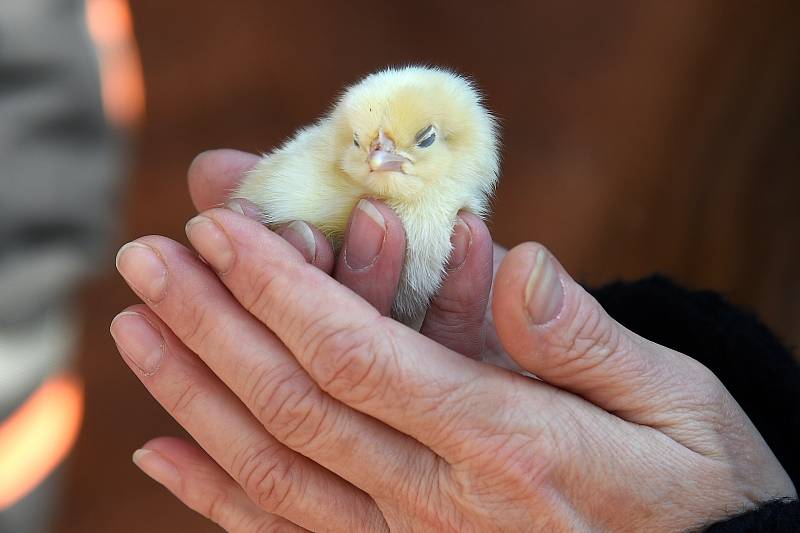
[236,66,500,326]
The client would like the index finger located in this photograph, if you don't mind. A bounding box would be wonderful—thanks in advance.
[188,149,261,211]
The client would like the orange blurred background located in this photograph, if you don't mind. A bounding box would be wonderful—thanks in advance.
[50,1,798,531]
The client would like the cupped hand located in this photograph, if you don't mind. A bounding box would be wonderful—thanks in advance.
[110,150,795,532]
[187,149,511,367]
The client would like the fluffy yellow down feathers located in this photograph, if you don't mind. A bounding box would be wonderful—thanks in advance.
[236,66,500,326]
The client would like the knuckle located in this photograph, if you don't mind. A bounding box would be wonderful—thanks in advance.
[425,302,485,358]
[429,290,473,318]
[233,443,298,514]
[679,360,730,417]
[248,364,333,451]
[423,389,482,453]
[242,268,309,345]
[374,462,445,531]
[231,510,297,533]
[253,519,295,533]
[692,361,726,398]
[452,428,556,501]
[204,489,235,527]
[304,317,394,404]
[548,296,621,373]
[175,289,217,349]
[446,385,561,497]
[430,382,533,463]
[243,266,284,322]
[168,378,205,419]
[407,460,466,532]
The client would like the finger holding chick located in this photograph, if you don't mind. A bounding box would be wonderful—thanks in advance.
[187,150,331,272]
[236,66,500,327]
[188,147,494,351]
[188,149,261,212]
[334,198,406,316]
[188,148,405,309]
[420,210,494,360]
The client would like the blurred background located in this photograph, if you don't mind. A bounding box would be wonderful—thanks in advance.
[0,0,798,531]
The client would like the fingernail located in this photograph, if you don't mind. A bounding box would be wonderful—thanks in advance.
[447,217,471,270]
[344,199,386,270]
[278,221,316,263]
[110,311,165,375]
[226,200,246,215]
[116,242,168,302]
[226,199,263,221]
[185,216,234,273]
[524,248,564,325]
[132,448,181,490]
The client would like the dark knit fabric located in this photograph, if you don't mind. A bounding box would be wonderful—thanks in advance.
[703,499,800,532]
[588,276,800,531]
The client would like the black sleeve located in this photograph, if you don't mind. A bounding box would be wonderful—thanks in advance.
[588,276,800,531]
[702,499,800,532]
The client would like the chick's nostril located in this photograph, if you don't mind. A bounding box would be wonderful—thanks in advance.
[371,130,396,153]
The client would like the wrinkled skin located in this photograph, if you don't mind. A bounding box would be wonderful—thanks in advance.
[110,149,795,532]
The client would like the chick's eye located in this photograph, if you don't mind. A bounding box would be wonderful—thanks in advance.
[417,131,435,148]
[353,136,360,148]
[415,125,436,148]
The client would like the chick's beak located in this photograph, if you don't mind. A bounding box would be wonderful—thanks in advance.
[368,130,410,173]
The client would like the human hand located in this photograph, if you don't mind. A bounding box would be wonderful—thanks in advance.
[186,149,517,370]
[110,151,795,532]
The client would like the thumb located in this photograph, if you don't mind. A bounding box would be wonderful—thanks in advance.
[492,243,726,438]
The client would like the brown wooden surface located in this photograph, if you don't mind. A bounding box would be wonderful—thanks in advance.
[54,2,799,531]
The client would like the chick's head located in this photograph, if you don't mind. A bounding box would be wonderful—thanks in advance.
[333,66,499,205]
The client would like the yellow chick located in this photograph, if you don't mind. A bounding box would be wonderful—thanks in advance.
[236,66,500,326]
